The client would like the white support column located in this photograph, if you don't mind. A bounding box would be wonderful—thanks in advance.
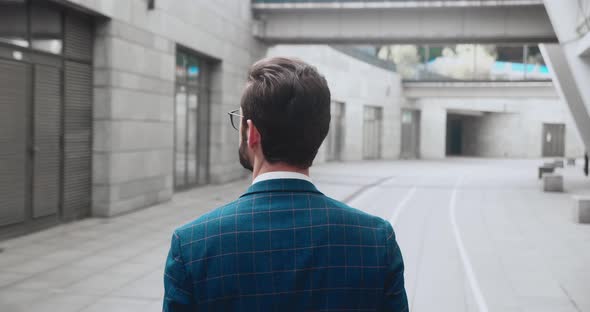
[542,0,590,150]
[540,44,590,150]
[419,106,447,159]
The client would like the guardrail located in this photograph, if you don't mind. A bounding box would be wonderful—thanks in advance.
[252,0,543,3]
[335,45,552,82]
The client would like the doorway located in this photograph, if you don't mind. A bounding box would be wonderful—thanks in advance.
[363,106,383,160]
[326,101,345,161]
[446,114,464,156]
[542,123,565,157]
[174,48,211,190]
[0,1,94,238]
[400,109,421,159]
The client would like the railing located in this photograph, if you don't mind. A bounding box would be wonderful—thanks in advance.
[331,46,396,72]
[252,0,543,3]
[325,45,551,82]
[376,44,551,82]
[252,0,547,11]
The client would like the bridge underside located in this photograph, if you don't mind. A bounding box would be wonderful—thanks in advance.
[403,81,557,98]
[253,4,557,44]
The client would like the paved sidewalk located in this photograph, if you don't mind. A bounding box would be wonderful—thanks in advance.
[0,164,382,312]
[0,179,257,312]
[1,159,589,312]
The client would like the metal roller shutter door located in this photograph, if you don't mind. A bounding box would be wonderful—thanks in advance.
[33,64,62,219]
[0,59,30,226]
[64,13,93,61]
[62,11,93,219]
[63,61,92,219]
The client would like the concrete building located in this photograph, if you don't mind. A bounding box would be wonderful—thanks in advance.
[541,0,590,151]
[266,45,586,161]
[1,0,589,239]
[0,0,406,238]
[0,0,268,238]
[410,96,584,159]
[266,45,403,162]
[272,44,587,160]
[250,0,590,153]
[404,83,585,159]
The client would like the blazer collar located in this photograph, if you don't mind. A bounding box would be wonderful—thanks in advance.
[240,179,323,198]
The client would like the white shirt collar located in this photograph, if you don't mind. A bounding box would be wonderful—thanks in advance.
[252,171,312,185]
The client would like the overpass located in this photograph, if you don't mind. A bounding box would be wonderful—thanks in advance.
[251,0,590,152]
[403,81,557,98]
[252,0,557,44]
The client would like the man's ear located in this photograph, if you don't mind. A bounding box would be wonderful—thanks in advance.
[246,119,260,148]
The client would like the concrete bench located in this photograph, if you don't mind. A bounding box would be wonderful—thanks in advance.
[543,174,563,192]
[538,164,555,179]
[567,158,576,166]
[554,159,565,168]
[572,196,590,224]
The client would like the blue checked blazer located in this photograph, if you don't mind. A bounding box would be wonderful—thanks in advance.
[164,179,408,311]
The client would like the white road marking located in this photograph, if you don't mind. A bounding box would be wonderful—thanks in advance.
[449,176,489,312]
[346,176,395,207]
[388,187,417,226]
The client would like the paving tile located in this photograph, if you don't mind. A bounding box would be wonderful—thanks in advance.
[112,266,164,300]
[576,302,590,312]
[3,257,64,275]
[142,299,164,312]
[518,296,580,312]
[0,159,589,311]
[26,294,98,312]
[0,271,27,288]
[2,242,63,258]
[11,266,91,291]
[0,289,52,311]
[70,254,123,271]
[65,273,138,296]
[559,276,590,306]
[42,249,89,263]
[78,296,153,312]
[114,275,163,300]
[100,261,157,277]
[0,252,30,268]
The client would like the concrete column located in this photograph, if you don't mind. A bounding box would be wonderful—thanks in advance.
[419,106,447,159]
[92,20,175,217]
[542,0,590,150]
[540,44,590,151]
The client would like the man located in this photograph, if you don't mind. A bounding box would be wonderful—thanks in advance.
[163,57,408,311]
[585,152,589,177]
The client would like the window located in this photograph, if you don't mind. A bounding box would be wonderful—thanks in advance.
[31,4,63,54]
[363,106,383,160]
[326,101,345,161]
[0,1,64,55]
[0,1,28,48]
[174,48,210,190]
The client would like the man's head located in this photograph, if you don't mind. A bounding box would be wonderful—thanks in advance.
[238,57,331,172]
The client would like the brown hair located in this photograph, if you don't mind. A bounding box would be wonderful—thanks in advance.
[240,57,331,169]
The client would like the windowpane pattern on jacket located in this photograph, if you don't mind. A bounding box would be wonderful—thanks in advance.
[164,179,408,311]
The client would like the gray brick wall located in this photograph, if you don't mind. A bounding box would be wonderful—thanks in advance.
[64,0,266,216]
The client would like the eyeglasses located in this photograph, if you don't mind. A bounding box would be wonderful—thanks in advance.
[227,109,243,131]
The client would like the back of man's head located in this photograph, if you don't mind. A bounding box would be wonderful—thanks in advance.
[240,57,331,169]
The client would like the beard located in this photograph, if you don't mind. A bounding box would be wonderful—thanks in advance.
[238,130,253,171]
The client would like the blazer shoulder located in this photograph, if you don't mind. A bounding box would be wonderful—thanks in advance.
[324,196,392,233]
[173,199,241,239]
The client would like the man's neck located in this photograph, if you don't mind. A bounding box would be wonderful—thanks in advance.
[252,162,309,182]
